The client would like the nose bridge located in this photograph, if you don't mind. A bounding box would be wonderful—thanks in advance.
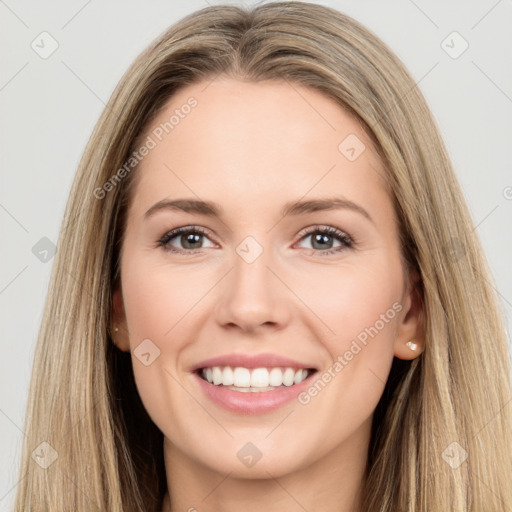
[215,234,289,330]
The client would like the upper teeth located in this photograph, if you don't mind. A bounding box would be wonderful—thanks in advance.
[201,366,311,387]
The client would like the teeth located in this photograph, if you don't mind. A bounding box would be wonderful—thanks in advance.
[212,367,223,385]
[233,367,251,387]
[251,368,269,387]
[283,368,295,386]
[269,368,283,387]
[200,366,311,388]
[222,366,234,386]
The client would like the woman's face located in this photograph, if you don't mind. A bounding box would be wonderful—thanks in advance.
[112,77,422,480]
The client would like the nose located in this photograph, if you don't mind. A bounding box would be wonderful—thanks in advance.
[214,240,292,333]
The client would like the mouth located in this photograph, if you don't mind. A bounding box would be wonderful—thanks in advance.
[195,366,318,392]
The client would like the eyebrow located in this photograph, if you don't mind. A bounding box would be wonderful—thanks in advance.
[143,197,373,223]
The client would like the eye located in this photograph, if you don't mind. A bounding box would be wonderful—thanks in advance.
[157,225,354,256]
[294,225,353,256]
[157,226,216,254]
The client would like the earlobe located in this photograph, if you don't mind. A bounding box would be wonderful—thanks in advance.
[111,287,130,352]
[394,271,424,360]
[395,339,423,360]
[405,340,418,352]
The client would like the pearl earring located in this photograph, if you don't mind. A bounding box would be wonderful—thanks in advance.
[114,327,119,332]
[406,341,417,351]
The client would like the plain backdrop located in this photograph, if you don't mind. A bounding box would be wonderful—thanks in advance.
[1,0,511,509]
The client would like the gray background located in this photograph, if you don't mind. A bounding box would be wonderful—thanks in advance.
[1,1,511,509]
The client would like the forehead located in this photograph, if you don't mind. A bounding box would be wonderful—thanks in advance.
[127,78,388,220]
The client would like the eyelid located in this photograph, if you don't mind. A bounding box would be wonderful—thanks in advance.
[158,224,354,255]
[293,224,354,252]
[157,225,217,253]
[296,224,351,239]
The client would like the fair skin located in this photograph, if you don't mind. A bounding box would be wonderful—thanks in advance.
[111,77,423,512]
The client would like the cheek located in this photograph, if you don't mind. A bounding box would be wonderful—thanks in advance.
[297,256,402,346]
[121,251,209,345]
[295,256,402,414]
[119,251,231,433]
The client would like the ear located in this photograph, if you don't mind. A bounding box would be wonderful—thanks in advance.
[394,270,424,360]
[111,283,130,352]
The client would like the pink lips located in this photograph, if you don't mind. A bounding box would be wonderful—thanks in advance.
[190,352,317,372]
[190,352,318,415]
[193,371,317,415]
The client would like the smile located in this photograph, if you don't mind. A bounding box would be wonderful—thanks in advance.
[199,366,314,391]
[194,366,318,415]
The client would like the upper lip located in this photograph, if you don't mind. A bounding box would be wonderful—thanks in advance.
[190,352,318,372]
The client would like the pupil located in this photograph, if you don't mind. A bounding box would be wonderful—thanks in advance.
[183,233,201,249]
[312,233,333,250]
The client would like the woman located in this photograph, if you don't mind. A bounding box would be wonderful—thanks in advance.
[15,2,512,510]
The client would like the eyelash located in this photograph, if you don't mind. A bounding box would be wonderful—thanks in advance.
[157,225,354,257]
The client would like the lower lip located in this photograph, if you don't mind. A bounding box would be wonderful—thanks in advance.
[193,371,317,415]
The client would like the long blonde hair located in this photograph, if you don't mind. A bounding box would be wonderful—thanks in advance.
[15,2,512,510]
